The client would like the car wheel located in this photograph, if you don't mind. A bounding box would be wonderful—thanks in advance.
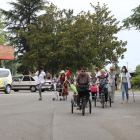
[30,86,36,92]
[5,85,11,94]
[14,90,19,92]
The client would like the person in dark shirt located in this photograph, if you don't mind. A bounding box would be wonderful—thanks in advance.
[74,67,92,110]
[96,69,111,106]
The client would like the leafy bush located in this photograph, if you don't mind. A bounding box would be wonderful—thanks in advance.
[132,70,140,89]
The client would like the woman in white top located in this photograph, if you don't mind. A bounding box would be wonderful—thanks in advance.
[116,66,132,104]
[29,66,46,100]
[94,67,101,78]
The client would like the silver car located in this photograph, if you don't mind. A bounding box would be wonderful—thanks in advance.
[12,75,52,92]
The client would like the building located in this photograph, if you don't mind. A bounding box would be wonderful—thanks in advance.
[0,45,14,60]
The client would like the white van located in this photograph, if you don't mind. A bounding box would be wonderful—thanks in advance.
[0,68,12,94]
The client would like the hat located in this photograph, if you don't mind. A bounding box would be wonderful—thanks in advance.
[60,70,65,74]
[80,67,86,70]
[110,66,114,70]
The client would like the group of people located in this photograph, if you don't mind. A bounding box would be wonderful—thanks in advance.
[29,67,70,100]
[29,66,132,107]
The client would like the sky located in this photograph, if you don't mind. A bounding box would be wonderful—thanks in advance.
[0,0,140,71]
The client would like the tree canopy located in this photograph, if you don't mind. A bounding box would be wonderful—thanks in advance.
[19,2,127,74]
[0,12,5,45]
[123,5,140,30]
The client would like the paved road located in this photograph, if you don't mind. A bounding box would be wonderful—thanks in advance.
[0,90,140,140]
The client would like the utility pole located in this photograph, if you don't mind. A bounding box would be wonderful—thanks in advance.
[126,62,129,70]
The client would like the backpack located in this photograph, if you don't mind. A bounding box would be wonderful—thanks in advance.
[99,76,107,89]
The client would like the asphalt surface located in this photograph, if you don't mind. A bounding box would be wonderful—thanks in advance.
[0,90,140,140]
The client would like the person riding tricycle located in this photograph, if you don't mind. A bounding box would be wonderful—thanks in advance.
[74,67,92,110]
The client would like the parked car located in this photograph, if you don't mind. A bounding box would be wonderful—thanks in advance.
[12,75,52,92]
[0,68,12,94]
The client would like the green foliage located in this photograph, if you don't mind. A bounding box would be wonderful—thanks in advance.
[19,2,127,74]
[131,65,140,89]
[123,5,140,30]
[136,65,140,71]
[0,12,6,45]
[0,0,47,73]
[132,74,140,89]
[112,64,121,75]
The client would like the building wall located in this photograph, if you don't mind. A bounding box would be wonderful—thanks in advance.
[0,45,14,60]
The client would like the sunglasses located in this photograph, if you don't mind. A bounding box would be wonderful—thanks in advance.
[81,71,86,72]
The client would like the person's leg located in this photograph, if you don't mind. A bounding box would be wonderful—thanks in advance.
[66,82,69,97]
[86,91,90,103]
[111,86,116,102]
[77,94,80,106]
[54,83,56,91]
[92,92,95,100]
[125,83,129,102]
[121,83,125,103]
[38,83,43,100]
[104,88,108,102]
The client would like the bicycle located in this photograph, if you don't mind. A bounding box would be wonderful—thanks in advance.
[71,88,92,116]
[94,83,111,108]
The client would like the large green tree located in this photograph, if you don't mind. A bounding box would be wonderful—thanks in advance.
[0,0,47,73]
[0,12,6,67]
[123,5,140,30]
[0,13,5,45]
[20,2,127,74]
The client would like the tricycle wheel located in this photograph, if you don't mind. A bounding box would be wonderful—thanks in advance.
[71,100,74,113]
[89,99,92,114]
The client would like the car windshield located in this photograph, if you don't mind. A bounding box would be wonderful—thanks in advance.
[0,70,9,78]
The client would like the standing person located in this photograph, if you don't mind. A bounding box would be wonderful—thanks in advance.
[91,73,97,84]
[50,74,53,91]
[29,66,46,100]
[91,73,97,100]
[57,70,68,100]
[108,66,117,103]
[65,67,70,81]
[95,69,111,106]
[105,69,109,77]
[95,67,101,78]
[74,72,79,81]
[52,74,57,91]
[65,67,70,92]
[116,66,132,104]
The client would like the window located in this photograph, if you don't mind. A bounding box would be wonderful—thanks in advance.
[14,76,23,82]
[31,77,35,81]
[0,70,9,78]
[23,76,30,81]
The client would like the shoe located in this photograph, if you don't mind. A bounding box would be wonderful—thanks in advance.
[126,100,129,103]
[39,97,42,100]
[121,101,125,104]
[105,102,108,106]
[86,104,89,108]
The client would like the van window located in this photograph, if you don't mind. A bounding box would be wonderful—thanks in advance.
[0,70,9,78]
